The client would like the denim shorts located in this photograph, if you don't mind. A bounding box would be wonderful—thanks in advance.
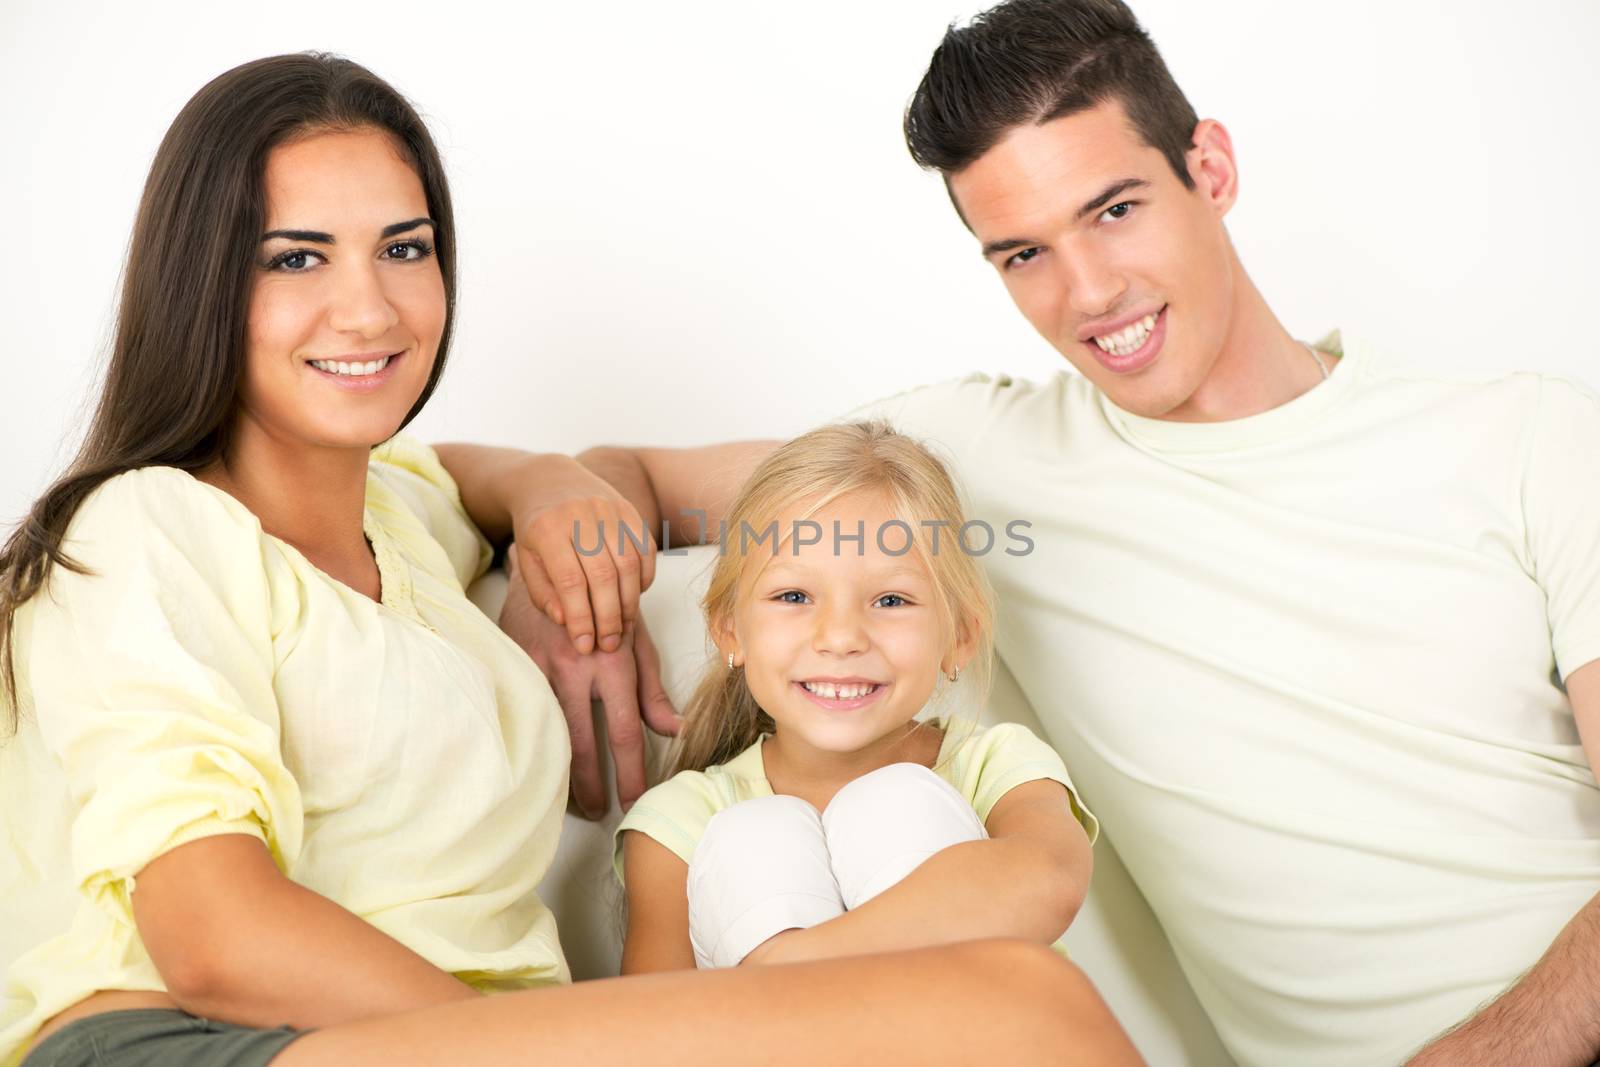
[22,1008,310,1067]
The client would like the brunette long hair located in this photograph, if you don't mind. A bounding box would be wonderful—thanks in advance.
[0,53,457,733]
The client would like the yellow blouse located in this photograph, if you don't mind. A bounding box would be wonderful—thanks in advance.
[0,438,571,1067]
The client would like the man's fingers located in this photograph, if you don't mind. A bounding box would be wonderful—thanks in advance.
[596,658,648,812]
[634,622,684,736]
[559,681,605,819]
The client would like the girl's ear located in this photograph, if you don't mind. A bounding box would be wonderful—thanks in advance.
[709,610,743,667]
[943,609,981,677]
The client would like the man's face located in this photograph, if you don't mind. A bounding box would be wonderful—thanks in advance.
[949,98,1237,419]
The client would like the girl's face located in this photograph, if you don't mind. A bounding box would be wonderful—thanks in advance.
[724,489,971,760]
[239,127,445,452]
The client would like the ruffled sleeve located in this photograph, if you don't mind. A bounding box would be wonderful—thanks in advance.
[949,721,1099,844]
[367,436,495,592]
[22,467,304,928]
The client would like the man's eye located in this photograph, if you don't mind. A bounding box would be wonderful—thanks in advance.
[1004,247,1041,270]
[1101,201,1136,222]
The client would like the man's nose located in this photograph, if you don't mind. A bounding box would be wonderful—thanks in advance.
[1056,242,1129,319]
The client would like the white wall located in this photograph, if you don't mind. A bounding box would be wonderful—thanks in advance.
[3,0,1597,520]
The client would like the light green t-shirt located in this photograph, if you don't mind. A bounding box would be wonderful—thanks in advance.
[615,719,1100,953]
[846,332,1600,1067]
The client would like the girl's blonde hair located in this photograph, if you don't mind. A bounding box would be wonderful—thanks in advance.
[670,419,995,775]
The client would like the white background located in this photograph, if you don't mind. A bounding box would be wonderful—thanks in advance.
[3,0,1597,524]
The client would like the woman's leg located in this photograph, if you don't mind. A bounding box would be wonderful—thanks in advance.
[272,939,1143,1066]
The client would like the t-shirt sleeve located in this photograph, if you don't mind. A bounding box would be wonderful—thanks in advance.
[368,435,495,590]
[840,372,1020,464]
[23,469,304,930]
[953,722,1099,845]
[612,771,723,885]
[1522,376,1600,682]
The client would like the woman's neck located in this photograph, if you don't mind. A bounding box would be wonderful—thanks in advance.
[762,721,944,812]
[197,419,379,599]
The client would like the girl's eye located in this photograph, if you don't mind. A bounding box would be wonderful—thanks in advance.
[875,594,908,608]
[1100,200,1137,222]
[775,590,809,605]
[1004,246,1041,270]
[384,238,435,261]
[265,249,322,272]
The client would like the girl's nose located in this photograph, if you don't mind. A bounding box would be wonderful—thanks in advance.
[812,602,870,657]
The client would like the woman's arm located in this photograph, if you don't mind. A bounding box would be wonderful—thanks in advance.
[132,833,479,1028]
[618,830,697,974]
[745,779,1093,966]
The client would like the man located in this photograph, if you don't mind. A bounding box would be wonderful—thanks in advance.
[444,1,1600,1063]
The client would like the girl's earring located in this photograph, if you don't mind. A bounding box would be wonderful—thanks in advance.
[948,664,962,683]
[728,653,736,670]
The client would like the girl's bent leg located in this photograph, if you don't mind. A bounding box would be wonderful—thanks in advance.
[271,939,1143,1067]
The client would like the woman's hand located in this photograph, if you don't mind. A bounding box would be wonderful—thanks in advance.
[504,457,657,655]
[501,554,680,818]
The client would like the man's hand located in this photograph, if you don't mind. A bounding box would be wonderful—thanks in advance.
[500,556,680,818]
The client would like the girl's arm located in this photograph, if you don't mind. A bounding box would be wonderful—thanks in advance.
[744,779,1092,966]
[132,833,479,1028]
[618,830,698,974]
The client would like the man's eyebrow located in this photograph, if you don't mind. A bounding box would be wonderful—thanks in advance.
[979,177,1151,258]
[259,217,435,244]
[1073,177,1149,223]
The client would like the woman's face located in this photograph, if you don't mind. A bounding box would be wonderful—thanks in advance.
[240,127,445,452]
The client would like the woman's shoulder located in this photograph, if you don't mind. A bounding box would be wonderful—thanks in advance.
[73,465,263,542]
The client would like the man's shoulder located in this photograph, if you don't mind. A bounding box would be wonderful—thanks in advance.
[840,369,1099,456]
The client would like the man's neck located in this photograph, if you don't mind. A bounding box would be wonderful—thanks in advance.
[1157,255,1338,424]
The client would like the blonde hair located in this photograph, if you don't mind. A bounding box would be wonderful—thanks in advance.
[670,420,995,775]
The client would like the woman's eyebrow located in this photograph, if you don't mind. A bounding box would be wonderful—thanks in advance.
[259,217,435,243]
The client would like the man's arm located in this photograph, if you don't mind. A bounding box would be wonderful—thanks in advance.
[577,441,781,550]
[1406,658,1600,1067]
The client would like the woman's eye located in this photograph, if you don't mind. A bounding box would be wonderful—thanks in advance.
[266,249,320,272]
[1100,201,1136,222]
[384,239,434,261]
[1004,247,1041,270]
[875,594,908,608]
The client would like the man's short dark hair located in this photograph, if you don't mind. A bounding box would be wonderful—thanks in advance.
[904,0,1199,190]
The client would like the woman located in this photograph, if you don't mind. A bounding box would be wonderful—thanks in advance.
[0,53,1138,1066]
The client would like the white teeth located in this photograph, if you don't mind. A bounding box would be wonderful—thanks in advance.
[311,355,391,377]
[1093,312,1159,356]
[802,681,878,700]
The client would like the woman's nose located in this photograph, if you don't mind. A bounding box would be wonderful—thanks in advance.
[327,262,400,339]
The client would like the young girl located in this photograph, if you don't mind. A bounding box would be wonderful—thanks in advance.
[616,421,1100,972]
